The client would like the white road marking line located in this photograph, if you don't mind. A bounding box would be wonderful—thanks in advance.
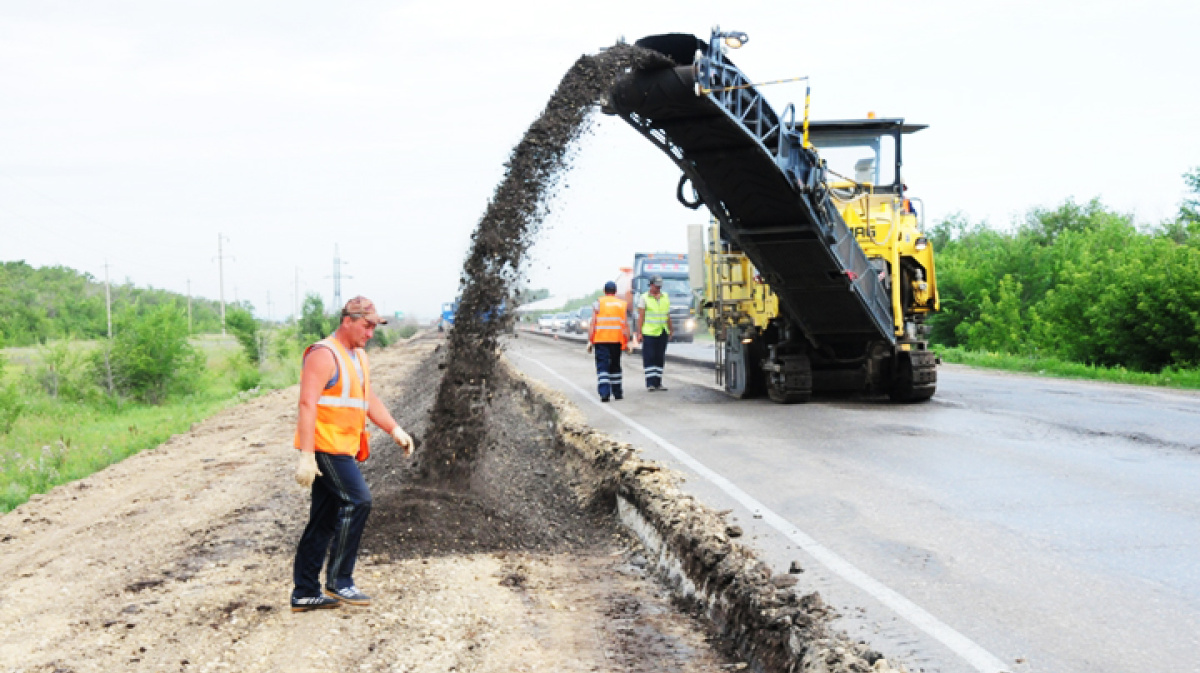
[513,351,1011,673]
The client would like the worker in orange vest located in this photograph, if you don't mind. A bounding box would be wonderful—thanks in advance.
[586,281,631,402]
[291,296,414,612]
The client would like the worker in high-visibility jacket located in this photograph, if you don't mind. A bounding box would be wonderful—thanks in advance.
[291,296,415,613]
[586,281,631,402]
[636,274,673,391]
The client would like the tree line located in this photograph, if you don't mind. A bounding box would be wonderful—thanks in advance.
[0,259,391,417]
[928,168,1200,372]
[0,261,227,346]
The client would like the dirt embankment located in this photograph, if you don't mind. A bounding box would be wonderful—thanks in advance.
[0,337,736,673]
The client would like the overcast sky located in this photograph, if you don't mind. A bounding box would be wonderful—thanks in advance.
[3,1,1198,321]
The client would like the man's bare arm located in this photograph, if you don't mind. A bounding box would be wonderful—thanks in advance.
[366,391,399,433]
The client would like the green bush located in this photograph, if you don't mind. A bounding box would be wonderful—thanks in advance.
[367,327,394,350]
[0,351,19,435]
[298,293,336,345]
[36,338,98,402]
[0,380,21,435]
[234,366,262,392]
[98,302,206,404]
[930,195,1200,372]
[225,307,262,364]
[272,325,302,361]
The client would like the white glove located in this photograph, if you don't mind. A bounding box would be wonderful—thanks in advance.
[391,427,414,457]
[295,452,321,488]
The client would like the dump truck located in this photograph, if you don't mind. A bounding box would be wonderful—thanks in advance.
[609,30,938,402]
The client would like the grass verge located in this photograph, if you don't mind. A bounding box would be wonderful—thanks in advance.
[0,393,241,511]
[935,346,1200,390]
[1,333,301,512]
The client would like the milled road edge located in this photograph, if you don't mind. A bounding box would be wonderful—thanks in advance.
[499,357,905,673]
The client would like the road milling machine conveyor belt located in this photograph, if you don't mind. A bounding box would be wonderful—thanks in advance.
[608,31,938,402]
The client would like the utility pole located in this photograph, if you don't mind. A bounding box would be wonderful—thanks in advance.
[104,259,113,339]
[216,233,232,335]
[266,291,272,322]
[294,267,300,326]
[100,259,115,396]
[329,244,352,309]
[187,278,193,334]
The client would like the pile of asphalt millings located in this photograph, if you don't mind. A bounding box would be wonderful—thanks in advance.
[416,43,673,487]
[362,343,614,558]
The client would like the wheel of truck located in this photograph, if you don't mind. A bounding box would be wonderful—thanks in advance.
[888,350,937,403]
[724,337,764,399]
[767,354,812,404]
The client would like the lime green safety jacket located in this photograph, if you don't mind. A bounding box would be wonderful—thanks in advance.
[640,293,671,337]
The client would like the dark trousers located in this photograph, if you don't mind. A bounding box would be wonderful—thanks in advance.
[292,452,372,598]
[594,343,624,399]
[642,333,669,387]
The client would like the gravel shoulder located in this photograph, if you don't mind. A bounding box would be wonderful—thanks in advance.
[0,335,735,673]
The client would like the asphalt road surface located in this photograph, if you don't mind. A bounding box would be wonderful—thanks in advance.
[507,330,1200,673]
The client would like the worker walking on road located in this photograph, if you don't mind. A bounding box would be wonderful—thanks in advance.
[291,296,415,613]
[636,275,672,391]
[586,281,631,402]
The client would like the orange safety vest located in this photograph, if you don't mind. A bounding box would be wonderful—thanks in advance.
[294,338,373,461]
[591,295,628,347]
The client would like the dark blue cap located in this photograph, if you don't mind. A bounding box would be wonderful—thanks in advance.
[604,281,617,293]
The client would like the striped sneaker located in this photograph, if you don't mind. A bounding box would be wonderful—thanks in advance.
[325,585,372,606]
[290,595,340,612]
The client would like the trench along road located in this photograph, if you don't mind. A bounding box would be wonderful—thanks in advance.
[509,330,1200,673]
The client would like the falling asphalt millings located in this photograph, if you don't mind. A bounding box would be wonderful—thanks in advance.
[417,43,671,485]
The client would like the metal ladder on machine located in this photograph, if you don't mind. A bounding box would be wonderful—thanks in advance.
[709,246,751,389]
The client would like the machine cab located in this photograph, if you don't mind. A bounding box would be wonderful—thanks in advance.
[807,118,939,326]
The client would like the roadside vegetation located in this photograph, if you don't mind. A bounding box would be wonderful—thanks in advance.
[928,167,1200,388]
[0,281,414,512]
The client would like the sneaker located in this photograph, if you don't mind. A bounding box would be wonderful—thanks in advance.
[655,385,668,392]
[325,585,372,606]
[600,396,610,402]
[647,386,658,392]
[613,394,623,400]
[291,595,341,612]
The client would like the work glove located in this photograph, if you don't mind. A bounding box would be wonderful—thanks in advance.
[295,452,321,488]
[392,426,414,457]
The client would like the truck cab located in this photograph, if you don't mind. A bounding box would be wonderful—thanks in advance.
[439,300,458,332]
[629,253,697,342]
